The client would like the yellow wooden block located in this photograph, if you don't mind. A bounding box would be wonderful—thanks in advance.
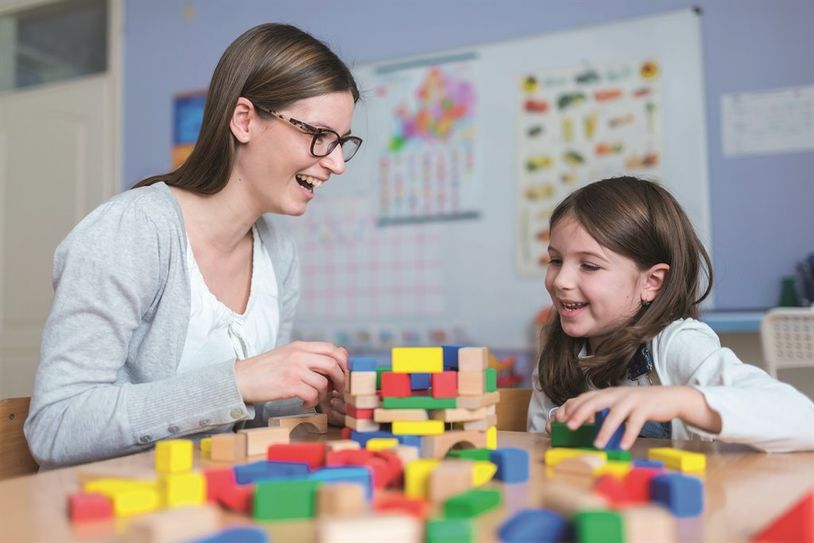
[486,426,497,449]
[84,478,158,495]
[648,447,706,472]
[472,461,497,486]
[544,448,607,466]
[404,459,440,499]
[155,439,193,474]
[595,460,632,478]
[366,438,399,451]
[161,472,206,507]
[84,479,161,517]
[393,420,445,436]
[200,437,212,458]
[392,347,443,373]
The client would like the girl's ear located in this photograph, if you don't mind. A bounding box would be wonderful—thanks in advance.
[641,263,670,303]
[230,97,254,144]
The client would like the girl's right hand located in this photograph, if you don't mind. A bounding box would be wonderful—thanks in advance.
[234,341,348,407]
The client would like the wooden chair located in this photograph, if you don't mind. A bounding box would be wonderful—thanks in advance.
[496,387,532,432]
[0,397,39,479]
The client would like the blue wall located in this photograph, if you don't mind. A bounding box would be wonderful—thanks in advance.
[124,0,814,311]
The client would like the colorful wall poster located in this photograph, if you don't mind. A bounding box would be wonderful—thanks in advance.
[172,90,206,168]
[373,53,481,225]
[516,59,664,276]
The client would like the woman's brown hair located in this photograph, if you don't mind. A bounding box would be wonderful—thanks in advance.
[537,176,712,405]
[133,23,359,193]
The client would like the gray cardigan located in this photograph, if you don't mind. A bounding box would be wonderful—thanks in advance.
[24,182,302,468]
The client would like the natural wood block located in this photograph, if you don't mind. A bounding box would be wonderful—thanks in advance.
[374,408,428,423]
[209,433,247,463]
[457,391,500,409]
[544,448,607,467]
[238,426,290,456]
[344,393,380,409]
[326,440,361,453]
[391,445,420,466]
[457,371,485,396]
[317,482,367,517]
[621,505,677,543]
[344,416,380,432]
[431,407,487,422]
[553,454,606,478]
[428,460,474,502]
[318,514,421,543]
[421,431,487,459]
[458,347,489,372]
[350,371,378,396]
[541,479,609,516]
[461,415,498,431]
[128,504,221,542]
[268,413,328,435]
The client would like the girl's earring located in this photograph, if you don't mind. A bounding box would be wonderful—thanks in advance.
[641,299,652,308]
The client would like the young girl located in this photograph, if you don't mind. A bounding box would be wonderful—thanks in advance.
[527,176,814,453]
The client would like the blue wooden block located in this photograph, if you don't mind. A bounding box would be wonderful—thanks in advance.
[193,526,268,543]
[442,344,466,370]
[651,473,704,517]
[499,508,571,543]
[351,430,422,449]
[234,460,310,484]
[410,373,431,390]
[489,448,529,483]
[595,408,625,450]
[349,357,378,371]
[310,466,373,500]
[633,459,664,469]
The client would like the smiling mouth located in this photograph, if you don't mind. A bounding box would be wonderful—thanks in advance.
[296,174,324,193]
[561,301,588,311]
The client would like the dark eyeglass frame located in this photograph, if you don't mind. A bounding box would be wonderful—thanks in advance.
[252,103,362,162]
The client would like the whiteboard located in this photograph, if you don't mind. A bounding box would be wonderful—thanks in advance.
[285,8,709,350]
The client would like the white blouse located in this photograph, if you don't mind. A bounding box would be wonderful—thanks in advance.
[177,226,280,374]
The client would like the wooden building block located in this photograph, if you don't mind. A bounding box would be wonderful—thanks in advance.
[498,509,570,543]
[428,461,474,502]
[620,505,677,543]
[218,484,253,514]
[209,433,247,463]
[574,510,624,543]
[484,368,497,392]
[161,471,206,507]
[344,415,380,432]
[155,439,193,474]
[486,426,497,449]
[88,483,161,517]
[461,415,498,431]
[374,408,428,423]
[431,371,458,398]
[422,431,487,459]
[200,437,212,458]
[404,459,440,499]
[392,420,445,436]
[623,467,664,502]
[595,460,633,479]
[318,514,421,543]
[326,440,361,453]
[544,448,607,467]
[366,438,399,451]
[392,347,443,373]
[348,358,378,371]
[540,480,609,517]
[311,466,374,500]
[350,371,378,396]
[489,448,530,483]
[431,407,487,422]
[650,473,704,517]
[457,371,484,396]
[233,460,310,485]
[753,489,814,543]
[442,345,465,370]
[68,492,113,522]
[594,474,633,506]
[128,504,221,543]
[202,467,235,503]
[553,454,606,478]
[317,482,367,517]
[595,408,625,450]
[344,393,380,409]
[458,347,489,372]
[427,517,473,543]
[254,479,320,521]
[444,488,502,518]
[391,445,420,466]
[268,412,328,434]
[381,372,412,397]
[238,426,290,456]
[374,492,428,519]
[472,461,497,486]
[383,396,456,410]
[551,422,596,448]
[447,448,491,461]
[647,447,706,473]
[457,391,500,409]
[267,442,326,469]
[346,404,373,420]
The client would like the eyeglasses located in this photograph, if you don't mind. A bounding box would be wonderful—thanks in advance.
[253,103,362,162]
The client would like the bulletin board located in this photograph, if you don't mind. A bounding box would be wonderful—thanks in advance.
[285,8,709,351]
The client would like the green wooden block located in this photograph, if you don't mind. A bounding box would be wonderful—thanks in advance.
[551,422,595,448]
[575,510,624,543]
[444,488,502,518]
[376,367,387,389]
[605,449,632,462]
[253,479,318,521]
[426,517,473,543]
[484,368,497,392]
[383,396,456,410]
[446,448,491,461]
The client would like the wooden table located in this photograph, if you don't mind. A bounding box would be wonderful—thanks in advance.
[1,431,812,542]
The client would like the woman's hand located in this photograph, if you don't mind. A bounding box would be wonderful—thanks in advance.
[235,341,348,408]
[552,386,722,449]
[318,388,347,427]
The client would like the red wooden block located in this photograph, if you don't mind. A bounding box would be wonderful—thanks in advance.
[203,467,236,503]
[327,448,375,466]
[375,492,428,518]
[381,372,411,398]
[218,484,254,514]
[341,427,352,440]
[374,450,404,488]
[595,474,632,507]
[346,404,374,420]
[267,442,326,469]
[431,371,458,398]
[753,490,814,543]
[68,492,113,522]
[623,467,664,503]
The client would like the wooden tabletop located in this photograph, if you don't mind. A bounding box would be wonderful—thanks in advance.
[1,431,812,542]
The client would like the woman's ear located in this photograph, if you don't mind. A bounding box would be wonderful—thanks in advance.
[641,263,670,303]
[230,97,254,144]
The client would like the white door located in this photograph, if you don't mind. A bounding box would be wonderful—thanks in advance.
[0,74,118,397]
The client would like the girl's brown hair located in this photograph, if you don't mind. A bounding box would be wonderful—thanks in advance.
[133,23,359,194]
[537,176,712,405]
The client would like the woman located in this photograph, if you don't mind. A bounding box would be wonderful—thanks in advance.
[25,23,361,468]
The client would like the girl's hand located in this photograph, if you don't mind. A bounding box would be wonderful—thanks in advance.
[235,341,348,408]
[318,388,347,427]
[553,386,722,449]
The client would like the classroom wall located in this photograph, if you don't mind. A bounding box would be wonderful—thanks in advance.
[123,0,814,312]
